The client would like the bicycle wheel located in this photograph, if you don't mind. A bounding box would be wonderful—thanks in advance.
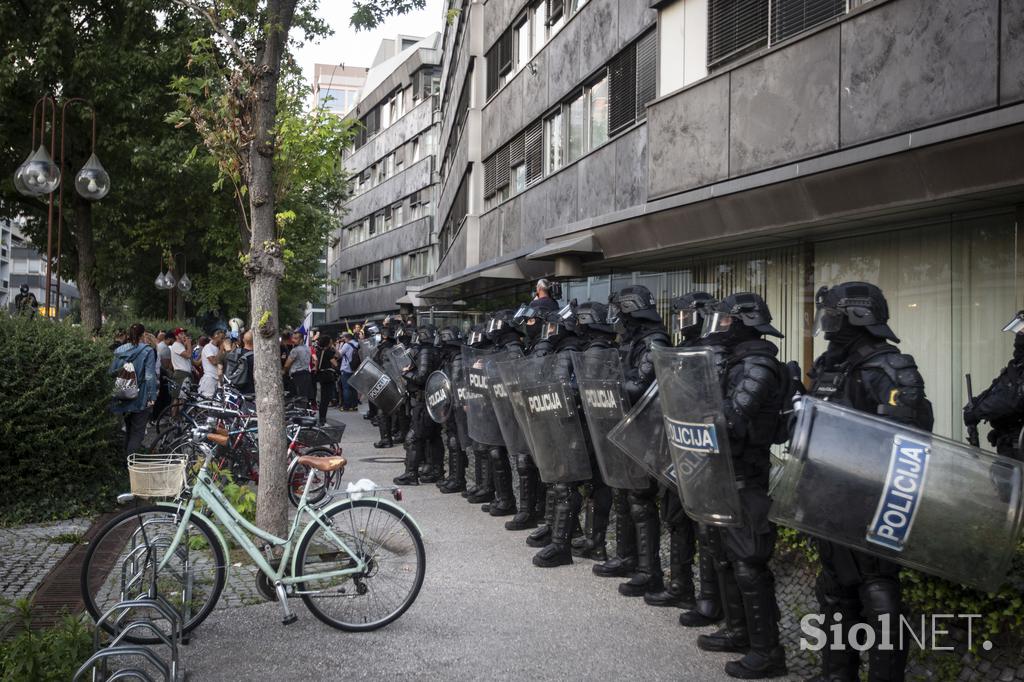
[287,447,337,508]
[81,505,226,643]
[295,499,425,631]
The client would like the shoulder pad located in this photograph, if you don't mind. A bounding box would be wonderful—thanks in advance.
[643,331,671,350]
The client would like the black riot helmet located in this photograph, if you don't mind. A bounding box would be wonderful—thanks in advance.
[379,323,394,341]
[671,292,717,339]
[513,303,547,340]
[467,323,488,347]
[1002,311,1024,335]
[19,284,30,295]
[439,326,463,346]
[814,281,898,342]
[396,325,413,344]
[576,301,616,336]
[703,292,784,340]
[415,325,437,346]
[364,322,381,337]
[607,285,661,331]
[540,303,578,342]
[486,309,521,340]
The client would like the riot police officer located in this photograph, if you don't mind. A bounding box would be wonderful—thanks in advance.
[808,282,932,682]
[14,284,38,317]
[569,301,618,561]
[646,292,716,610]
[485,310,526,518]
[437,326,470,493]
[532,305,588,567]
[697,292,788,679]
[963,310,1024,460]
[597,285,667,598]
[464,323,497,505]
[372,324,399,449]
[394,326,444,486]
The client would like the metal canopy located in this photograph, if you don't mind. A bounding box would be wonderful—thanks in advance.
[525,233,603,261]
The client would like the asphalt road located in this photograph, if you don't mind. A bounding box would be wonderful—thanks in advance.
[183,408,794,681]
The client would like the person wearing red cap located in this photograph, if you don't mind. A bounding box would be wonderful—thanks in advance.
[169,328,193,401]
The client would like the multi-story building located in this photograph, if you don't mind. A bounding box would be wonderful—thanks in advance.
[416,0,1024,445]
[8,220,79,318]
[312,63,369,116]
[0,218,11,311]
[326,33,443,327]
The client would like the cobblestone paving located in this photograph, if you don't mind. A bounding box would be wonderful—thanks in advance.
[0,518,91,616]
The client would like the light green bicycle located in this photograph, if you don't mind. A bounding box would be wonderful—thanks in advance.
[80,422,425,640]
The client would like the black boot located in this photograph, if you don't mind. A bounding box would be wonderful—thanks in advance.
[807,585,860,682]
[645,525,696,608]
[466,450,494,503]
[420,438,444,484]
[488,448,517,517]
[697,564,749,654]
[392,440,422,486]
[723,561,787,679]
[440,448,467,494]
[505,462,539,530]
[618,494,664,596]
[526,487,556,546]
[533,485,578,568]
[680,527,724,627]
[463,449,484,498]
[574,483,610,560]
[593,492,636,577]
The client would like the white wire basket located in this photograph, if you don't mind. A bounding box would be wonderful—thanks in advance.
[127,453,188,498]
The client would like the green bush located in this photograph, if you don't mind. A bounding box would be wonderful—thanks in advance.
[0,599,93,681]
[0,317,125,524]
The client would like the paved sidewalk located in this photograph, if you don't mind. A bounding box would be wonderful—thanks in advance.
[0,518,91,619]
[182,408,797,681]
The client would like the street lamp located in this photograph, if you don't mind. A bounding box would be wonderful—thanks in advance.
[11,96,111,319]
[154,252,191,320]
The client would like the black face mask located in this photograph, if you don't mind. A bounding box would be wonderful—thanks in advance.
[823,320,863,346]
[525,322,541,341]
[1013,333,1024,363]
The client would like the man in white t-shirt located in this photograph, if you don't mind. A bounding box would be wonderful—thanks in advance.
[169,328,194,399]
[199,329,225,398]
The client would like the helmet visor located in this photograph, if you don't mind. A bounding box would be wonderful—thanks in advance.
[672,309,702,336]
[540,321,561,341]
[701,312,735,338]
[1002,312,1024,334]
[813,307,845,337]
[486,318,505,335]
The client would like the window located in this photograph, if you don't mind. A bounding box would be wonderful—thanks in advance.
[515,18,531,71]
[525,120,544,185]
[411,137,421,163]
[608,44,636,135]
[383,205,394,232]
[588,75,609,149]
[771,0,846,44]
[544,110,564,174]
[636,30,657,121]
[512,163,526,194]
[406,249,431,279]
[567,92,586,162]
[392,255,403,282]
[707,0,769,67]
[394,202,404,227]
[547,0,565,35]
[533,0,548,53]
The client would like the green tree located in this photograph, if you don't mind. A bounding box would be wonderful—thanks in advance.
[169,0,424,534]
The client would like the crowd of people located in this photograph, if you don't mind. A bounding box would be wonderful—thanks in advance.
[350,278,1024,681]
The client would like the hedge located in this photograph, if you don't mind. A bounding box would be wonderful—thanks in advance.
[0,317,125,524]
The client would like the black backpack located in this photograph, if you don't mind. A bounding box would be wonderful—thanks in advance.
[225,348,253,388]
[348,340,362,372]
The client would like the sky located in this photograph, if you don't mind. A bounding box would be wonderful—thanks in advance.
[293,0,445,86]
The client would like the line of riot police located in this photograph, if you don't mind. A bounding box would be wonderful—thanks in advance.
[348,279,1024,682]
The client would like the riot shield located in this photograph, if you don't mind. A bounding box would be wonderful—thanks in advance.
[358,336,378,364]
[514,355,592,483]
[771,397,1024,592]
[651,347,743,527]
[462,346,504,446]
[425,371,453,424]
[486,352,531,456]
[383,345,414,390]
[571,349,649,491]
[348,359,404,415]
[607,381,674,489]
[450,354,473,451]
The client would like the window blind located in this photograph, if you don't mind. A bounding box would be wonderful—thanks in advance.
[525,121,544,185]
[608,43,637,135]
[707,0,769,68]
[635,30,657,121]
[771,0,845,44]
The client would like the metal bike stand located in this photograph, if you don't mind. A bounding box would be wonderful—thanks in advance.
[73,596,185,682]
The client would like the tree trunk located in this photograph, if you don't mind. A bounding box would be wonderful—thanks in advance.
[249,0,299,538]
[73,196,102,333]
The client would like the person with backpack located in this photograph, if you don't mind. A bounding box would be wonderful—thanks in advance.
[338,332,360,412]
[224,330,255,395]
[696,292,790,679]
[109,323,159,456]
[314,334,340,425]
[806,282,932,682]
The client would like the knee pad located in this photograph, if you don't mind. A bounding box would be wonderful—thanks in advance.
[859,577,902,621]
[733,560,772,591]
[628,494,656,522]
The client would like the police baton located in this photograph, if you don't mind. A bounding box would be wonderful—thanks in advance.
[965,373,981,448]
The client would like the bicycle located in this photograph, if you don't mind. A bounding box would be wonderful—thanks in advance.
[81,422,426,641]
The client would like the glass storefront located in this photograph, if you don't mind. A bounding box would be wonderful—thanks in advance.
[561,207,1023,444]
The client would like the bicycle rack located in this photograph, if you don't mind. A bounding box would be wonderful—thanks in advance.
[73,596,186,682]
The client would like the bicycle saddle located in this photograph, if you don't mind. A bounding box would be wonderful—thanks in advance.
[295,455,347,473]
[291,416,318,427]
